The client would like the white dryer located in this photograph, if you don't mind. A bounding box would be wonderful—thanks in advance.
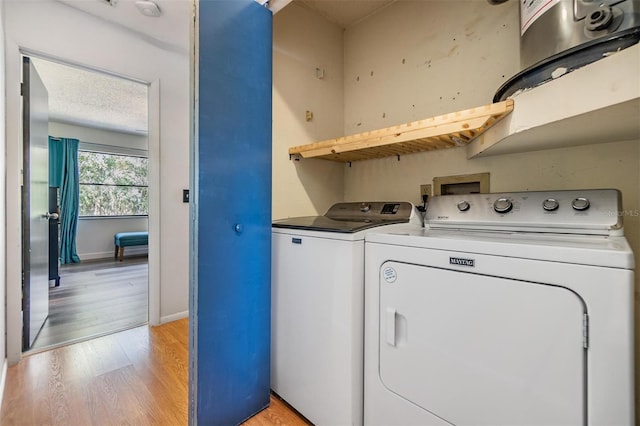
[364,189,634,425]
[271,202,423,425]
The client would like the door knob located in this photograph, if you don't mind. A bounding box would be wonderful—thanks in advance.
[44,212,59,220]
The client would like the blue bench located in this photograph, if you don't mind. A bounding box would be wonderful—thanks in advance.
[114,231,148,261]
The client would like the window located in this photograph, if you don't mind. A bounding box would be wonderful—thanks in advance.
[79,150,148,217]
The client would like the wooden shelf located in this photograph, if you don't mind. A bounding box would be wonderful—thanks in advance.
[289,100,514,163]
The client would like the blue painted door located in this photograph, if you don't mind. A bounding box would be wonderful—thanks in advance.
[190,1,272,424]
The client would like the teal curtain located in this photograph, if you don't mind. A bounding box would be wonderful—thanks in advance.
[48,138,63,187]
[49,136,81,264]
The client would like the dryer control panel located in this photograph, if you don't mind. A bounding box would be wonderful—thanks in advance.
[426,189,623,235]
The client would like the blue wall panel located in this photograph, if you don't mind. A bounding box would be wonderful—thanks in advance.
[190,1,272,424]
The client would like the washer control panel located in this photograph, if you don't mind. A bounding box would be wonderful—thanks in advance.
[426,189,623,234]
[326,201,415,221]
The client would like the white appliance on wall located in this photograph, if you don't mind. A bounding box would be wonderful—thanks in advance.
[364,189,634,425]
[271,202,423,425]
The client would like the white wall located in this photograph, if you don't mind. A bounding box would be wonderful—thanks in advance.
[341,0,640,418]
[49,122,149,260]
[4,0,190,363]
[272,3,345,219]
[78,217,149,260]
[344,0,519,136]
[49,121,148,151]
[0,0,8,404]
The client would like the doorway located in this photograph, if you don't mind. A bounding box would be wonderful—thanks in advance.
[23,55,151,353]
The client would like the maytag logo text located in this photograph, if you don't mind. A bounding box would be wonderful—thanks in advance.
[450,257,475,267]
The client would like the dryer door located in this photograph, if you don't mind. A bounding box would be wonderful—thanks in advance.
[379,261,586,425]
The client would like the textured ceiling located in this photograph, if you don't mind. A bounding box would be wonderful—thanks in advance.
[38,0,191,135]
[32,57,148,135]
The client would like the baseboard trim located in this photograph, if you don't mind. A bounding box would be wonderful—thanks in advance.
[161,311,189,324]
[0,358,7,414]
[79,247,149,261]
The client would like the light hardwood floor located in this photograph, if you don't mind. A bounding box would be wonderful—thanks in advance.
[1,318,308,426]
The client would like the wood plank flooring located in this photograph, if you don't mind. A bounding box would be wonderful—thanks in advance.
[1,319,309,426]
[30,256,149,352]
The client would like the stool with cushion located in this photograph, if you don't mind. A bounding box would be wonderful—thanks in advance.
[114,231,148,261]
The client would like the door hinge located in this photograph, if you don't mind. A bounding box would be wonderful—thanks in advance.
[583,313,589,349]
[20,82,24,96]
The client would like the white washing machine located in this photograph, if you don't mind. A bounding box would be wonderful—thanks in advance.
[364,189,634,426]
[271,202,423,425]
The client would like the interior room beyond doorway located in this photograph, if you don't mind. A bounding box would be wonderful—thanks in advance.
[25,56,151,352]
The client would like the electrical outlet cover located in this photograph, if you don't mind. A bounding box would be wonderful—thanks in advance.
[420,184,432,197]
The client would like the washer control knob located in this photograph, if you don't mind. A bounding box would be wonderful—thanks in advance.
[542,198,559,211]
[493,198,513,213]
[360,203,371,212]
[457,200,470,212]
[572,197,590,211]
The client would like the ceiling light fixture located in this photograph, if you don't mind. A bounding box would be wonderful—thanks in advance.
[135,0,161,17]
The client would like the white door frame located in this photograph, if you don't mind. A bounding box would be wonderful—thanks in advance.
[5,41,161,364]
